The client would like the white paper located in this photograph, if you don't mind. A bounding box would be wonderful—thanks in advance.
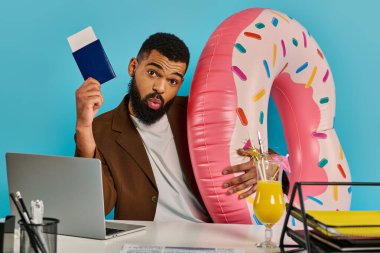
[120,244,245,253]
[67,26,97,52]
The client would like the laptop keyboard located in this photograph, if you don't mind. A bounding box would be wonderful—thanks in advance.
[106,228,124,236]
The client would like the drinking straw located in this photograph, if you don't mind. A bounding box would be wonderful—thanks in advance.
[257,130,267,181]
[249,131,265,181]
[271,167,280,181]
[257,130,264,155]
[261,159,267,181]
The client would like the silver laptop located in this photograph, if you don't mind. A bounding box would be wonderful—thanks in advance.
[6,153,146,239]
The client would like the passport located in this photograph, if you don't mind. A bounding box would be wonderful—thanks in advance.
[67,26,116,84]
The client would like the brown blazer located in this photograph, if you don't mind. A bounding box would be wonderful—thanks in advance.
[76,95,208,220]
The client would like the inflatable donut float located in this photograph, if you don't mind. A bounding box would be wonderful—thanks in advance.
[187,8,351,224]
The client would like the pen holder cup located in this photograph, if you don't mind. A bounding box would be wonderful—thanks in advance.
[1,216,15,253]
[19,218,59,253]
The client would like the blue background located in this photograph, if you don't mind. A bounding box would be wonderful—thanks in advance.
[1,1,379,217]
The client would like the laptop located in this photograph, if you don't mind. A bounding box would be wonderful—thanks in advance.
[6,153,146,239]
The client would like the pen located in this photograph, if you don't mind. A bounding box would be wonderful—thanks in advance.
[16,191,32,220]
[11,192,48,253]
[31,200,49,253]
[31,200,44,224]
[10,193,41,253]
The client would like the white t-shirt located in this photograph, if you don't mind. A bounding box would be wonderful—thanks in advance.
[131,114,210,222]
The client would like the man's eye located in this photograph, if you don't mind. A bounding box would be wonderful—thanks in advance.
[169,79,178,85]
[148,70,157,76]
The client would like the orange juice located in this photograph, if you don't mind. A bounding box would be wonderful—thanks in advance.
[253,181,285,225]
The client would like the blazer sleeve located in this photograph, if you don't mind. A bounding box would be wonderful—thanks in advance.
[93,147,117,215]
[74,138,117,215]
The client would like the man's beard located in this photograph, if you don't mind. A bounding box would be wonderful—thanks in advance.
[128,77,175,125]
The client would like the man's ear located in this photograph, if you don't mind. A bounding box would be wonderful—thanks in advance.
[128,58,138,77]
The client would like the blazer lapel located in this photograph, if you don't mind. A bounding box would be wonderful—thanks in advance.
[112,96,157,190]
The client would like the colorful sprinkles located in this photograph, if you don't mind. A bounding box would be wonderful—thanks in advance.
[302,32,307,48]
[235,43,247,53]
[348,187,352,194]
[333,185,338,201]
[292,38,298,47]
[320,97,329,104]
[312,131,327,139]
[231,66,247,81]
[236,107,248,126]
[273,44,277,68]
[263,60,270,78]
[253,88,266,102]
[317,48,324,59]
[291,217,296,227]
[307,196,323,205]
[340,146,344,160]
[318,158,328,168]
[337,164,347,179]
[281,40,286,57]
[323,69,330,83]
[279,63,289,74]
[306,66,317,88]
[255,22,265,29]
[244,32,262,40]
[271,10,290,23]
[272,17,279,27]
[259,111,264,124]
[296,62,309,74]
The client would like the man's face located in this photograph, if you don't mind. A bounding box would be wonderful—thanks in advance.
[128,50,187,125]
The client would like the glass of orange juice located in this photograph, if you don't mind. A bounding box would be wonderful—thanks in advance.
[253,158,285,248]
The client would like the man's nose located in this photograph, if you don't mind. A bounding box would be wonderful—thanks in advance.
[153,79,165,94]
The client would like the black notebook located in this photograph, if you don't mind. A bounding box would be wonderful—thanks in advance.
[288,229,380,252]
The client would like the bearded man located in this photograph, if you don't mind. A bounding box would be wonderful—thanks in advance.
[75,33,257,222]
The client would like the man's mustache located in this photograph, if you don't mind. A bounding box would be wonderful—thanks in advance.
[144,93,164,104]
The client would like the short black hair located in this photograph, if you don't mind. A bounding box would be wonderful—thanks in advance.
[137,33,190,71]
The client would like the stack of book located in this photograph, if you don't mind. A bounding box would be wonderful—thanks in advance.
[287,208,380,252]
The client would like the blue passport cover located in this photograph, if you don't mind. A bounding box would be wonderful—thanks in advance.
[72,39,116,84]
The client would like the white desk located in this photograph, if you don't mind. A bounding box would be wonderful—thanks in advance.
[54,220,300,253]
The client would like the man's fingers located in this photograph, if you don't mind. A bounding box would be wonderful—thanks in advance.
[83,85,101,93]
[84,77,100,86]
[79,82,101,93]
[89,95,104,104]
[239,184,258,199]
[78,78,101,93]
[224,173,256,188]
[237,148,253,157]
[78,91,102,99]
[81,96,104,109]
[222,160,255,175]
[226,178,256,194]
[76,87,100,101]
[76,80,103,104]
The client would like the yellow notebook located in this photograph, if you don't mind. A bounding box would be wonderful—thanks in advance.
[305,211,380,238]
